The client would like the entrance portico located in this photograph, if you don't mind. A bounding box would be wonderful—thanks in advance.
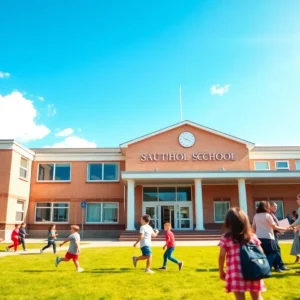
[123,170,300,231]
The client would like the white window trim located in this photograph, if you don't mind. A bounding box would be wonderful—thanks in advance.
[255,200,285,220]
[296,160,300,170]
[275,160,290,170]
[85,202,119,224]
[19,157,29,180]
[254,161,270,171]
[34,202,70,224]
[86,162,120,182]
[214,201,230,223]
[16,200,25,222]
[37,163,72,182]
[142,186,193,202]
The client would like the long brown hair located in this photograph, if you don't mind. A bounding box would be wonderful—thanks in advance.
[256,201,270,214]
[48,224,55,232]
[223,207,252,244]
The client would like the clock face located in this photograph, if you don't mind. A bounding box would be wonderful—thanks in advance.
[179,132,195,148]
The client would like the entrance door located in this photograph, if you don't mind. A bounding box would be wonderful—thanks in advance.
[176,205,192,229]
[144,205,159,229]
[161,206,175,229]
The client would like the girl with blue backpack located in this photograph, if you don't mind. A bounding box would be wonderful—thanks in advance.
[218,207,266,300]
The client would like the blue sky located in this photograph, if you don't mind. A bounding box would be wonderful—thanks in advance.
[0,1,300,148]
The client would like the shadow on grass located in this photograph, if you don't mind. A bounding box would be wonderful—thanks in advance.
[196,268,219,272]
[23,270,56,273]
[271,272,300,278]
[85,268,133,274]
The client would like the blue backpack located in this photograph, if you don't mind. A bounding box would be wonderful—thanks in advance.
[240,242,271,281]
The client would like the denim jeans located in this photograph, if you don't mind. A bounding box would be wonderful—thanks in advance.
[42,240,57,253]
[260,238,280,269]
[163,247,179,266]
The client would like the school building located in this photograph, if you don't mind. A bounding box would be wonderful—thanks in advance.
[0,120,300,240]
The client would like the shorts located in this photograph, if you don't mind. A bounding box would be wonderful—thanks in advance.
[65,252,79,262]
[141,246,152,256]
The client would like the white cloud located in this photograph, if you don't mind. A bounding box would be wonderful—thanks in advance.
[210,84,230,96]
[44,136,96,148]
[38,96,45,101]
[55,128,74,137]
[47,104,56,116]
[0,71,11,79]
[0,91,50,142]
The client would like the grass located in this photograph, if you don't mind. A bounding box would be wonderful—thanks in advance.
[0,244,299,300]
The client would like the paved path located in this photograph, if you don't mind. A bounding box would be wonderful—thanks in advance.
[0,239,293,258]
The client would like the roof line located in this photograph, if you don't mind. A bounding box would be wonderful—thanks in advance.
[120,120,254,148]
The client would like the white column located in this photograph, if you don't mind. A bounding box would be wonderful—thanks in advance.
[126,179,135,230]
[194,179,205,230]
[238,178,248,215]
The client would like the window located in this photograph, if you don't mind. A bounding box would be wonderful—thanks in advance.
[254,161,270,170]
[296,161,300,170]
[255,200,284,220]
[87,163,119,181]
[143,187,192,201]
[86,203,119,223]
[275,161,289,170]
[35,202,69,223]
[19,157,28,179]
[38,163,71,181]
[214,201,230,223]
[159,187,176,201]
[16,200,25,221]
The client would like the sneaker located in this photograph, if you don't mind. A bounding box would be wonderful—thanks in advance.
[145,269,155,274]
[6,246,9,252]
[77,268,84,273]
[280,266,291,271]
[55,257,61,267]
[23,249,28,252]
[40,249,43,254]
[274,268,283,273]
[132,256,137,268]
[179,261,184,271]
[158,266,167,270]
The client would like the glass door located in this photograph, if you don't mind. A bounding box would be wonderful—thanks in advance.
[176,205,192,230]
[144,205,160,229]
[161,206,175,229]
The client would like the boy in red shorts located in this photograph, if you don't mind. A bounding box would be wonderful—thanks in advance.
[55,225,84,272]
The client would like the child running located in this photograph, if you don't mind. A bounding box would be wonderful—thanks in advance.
[19,223,29,251]
[132,214,159,274]
[159,223,183,271]
[6,224,20,252]
[218,207,266,300]
[40,224,58,254]
[55,225,84,272]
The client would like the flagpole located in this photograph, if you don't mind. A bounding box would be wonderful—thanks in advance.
[179,84,183,121]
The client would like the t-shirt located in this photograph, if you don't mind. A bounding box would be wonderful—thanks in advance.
[253,213,275,240]
[48,230,56,241]
[68,232,80,254]
[140,224,154,248]
[165,230,175,248]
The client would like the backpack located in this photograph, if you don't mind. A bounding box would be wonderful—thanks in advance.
[240,242,271,281]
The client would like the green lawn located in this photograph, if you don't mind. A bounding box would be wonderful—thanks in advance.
[0,244,299,300]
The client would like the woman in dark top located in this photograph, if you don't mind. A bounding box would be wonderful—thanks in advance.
[19,223,29,251]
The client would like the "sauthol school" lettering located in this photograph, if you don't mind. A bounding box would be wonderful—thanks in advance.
[140,152,235,162]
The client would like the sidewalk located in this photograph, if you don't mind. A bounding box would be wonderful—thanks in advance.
[0,239,293,258]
